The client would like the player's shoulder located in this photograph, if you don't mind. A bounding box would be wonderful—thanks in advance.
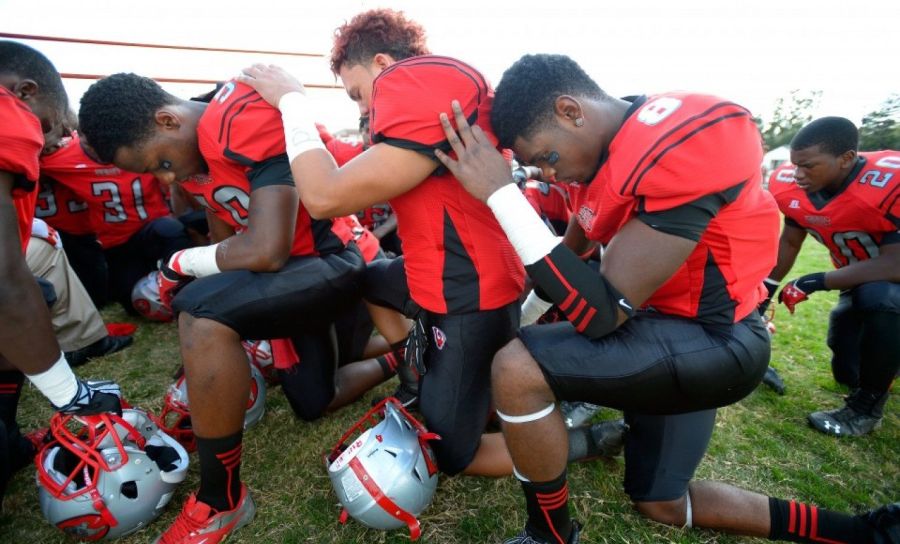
[199,81,279,135]
[198,80,285,165]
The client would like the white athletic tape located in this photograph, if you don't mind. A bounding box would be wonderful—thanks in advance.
[486,184,560,266]
[513,467,531,482]
[279,92,326,162]
[26,352,77,408]
[496,402,556,424]
[684,489,693,529]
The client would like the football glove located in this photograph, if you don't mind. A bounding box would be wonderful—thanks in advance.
[757,278,780,316]
[52,379,123,416]
[157,251,192,309]
[778,272,826,314]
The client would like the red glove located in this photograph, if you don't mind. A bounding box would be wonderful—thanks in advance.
[778,273,826,314]
[157,250,191,309]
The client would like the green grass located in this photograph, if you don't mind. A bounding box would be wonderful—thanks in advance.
[2,241,897,543]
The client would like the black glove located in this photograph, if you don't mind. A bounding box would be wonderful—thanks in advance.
[758,279,780,316]
[52,379,123,416]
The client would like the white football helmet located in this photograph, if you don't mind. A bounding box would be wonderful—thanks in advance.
[152,364,267,452]
[130,272,173,322]
[242,339,278,385]
[35,408,189,540]
[326,397,440,541]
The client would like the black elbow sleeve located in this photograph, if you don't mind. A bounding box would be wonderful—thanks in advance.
[525,244,634,339]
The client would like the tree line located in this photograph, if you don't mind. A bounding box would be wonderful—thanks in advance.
[755,92,900,152]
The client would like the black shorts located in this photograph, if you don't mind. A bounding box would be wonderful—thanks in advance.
[520,311,768,502]
[519,311,770,415]
[58,231,108,308]
[361,256,421,318]
[105,217,192,314]
[828,281,900,387]
[172,245,365,340]
[418,303,519,475]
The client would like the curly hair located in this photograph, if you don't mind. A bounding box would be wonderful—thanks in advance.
[0,40,68,111]
[329,8,430,73]
[790,116,858,156]
[491,54,607,149]
[78,73,177,163]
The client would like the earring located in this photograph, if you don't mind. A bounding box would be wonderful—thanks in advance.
[574,117,584,127]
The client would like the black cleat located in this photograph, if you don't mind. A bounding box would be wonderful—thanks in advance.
[64,335,133,367]
[857,502,900,544]
[808,389,888,438]
[760,366,786,395]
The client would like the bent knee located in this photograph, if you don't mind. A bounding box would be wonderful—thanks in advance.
[634,496,686,526]
[491,339,547,393]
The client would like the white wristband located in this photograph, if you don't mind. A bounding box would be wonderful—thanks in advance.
[279,92,326,163]
[521,290,554,326]
[26,352,78,408]
[764,277,780,286]
[486,183,559,265]
[178,244,221,278]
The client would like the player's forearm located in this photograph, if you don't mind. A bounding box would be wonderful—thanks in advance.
[216,231,290,272]
[289,152,361,219]
[0,263,62,373]
[825,250,900,290]
[372,214,398,239]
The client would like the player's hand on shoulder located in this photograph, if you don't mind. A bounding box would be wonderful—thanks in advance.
[53,379,123,416]
[237,63,306,108]
[434,100,514,203]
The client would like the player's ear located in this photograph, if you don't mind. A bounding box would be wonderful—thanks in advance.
[554,95,584,127]
[154,108,181,130]
[372,53,395,71]
[838,149,857,169]
[13,79,39,101]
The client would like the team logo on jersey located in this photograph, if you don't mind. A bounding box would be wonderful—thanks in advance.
[637,97,682,126]
[789,199,800,209]
[215,82,236,104]
[804,215,831,226]
[431,326,447,350]
[576,205,595,232]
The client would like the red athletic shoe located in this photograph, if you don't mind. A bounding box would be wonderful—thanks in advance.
[152,485,255,544]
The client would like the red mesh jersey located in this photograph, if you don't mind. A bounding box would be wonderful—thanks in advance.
[370,55,524,313]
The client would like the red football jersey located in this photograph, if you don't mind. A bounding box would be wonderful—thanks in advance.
[370,55,525,313]
[523,180,571,236]
[192,81,352,257]
[0,87,43,252]
[768,151,900,268]
[570,93,779,323]
[39,133,171,247]
[33,177,93,235]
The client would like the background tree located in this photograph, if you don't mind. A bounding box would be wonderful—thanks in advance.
[859,94,900,151]
[757,90,822,150]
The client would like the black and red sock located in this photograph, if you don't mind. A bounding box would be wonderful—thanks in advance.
[375,338,408,379]
[522,470,573,544]
[769,497,870,543]
[196,431,243,512]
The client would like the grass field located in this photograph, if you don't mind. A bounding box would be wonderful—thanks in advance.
[1,241,897,543]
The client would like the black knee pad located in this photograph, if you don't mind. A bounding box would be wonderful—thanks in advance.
[278,365,333,422]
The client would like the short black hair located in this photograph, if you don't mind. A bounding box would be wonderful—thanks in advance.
[491,54,607,149]
[790,116,858,156]
[0,40,68,111]
[78,73,178,163]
